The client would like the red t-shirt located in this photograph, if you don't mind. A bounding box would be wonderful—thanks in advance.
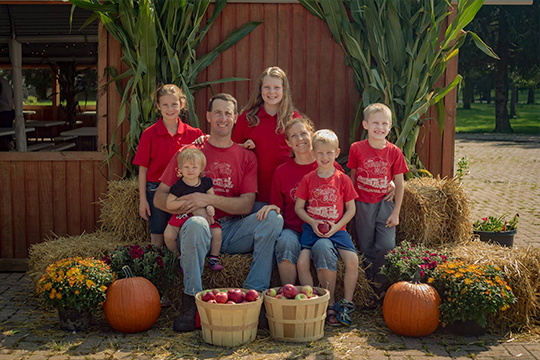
[347,139,409,203]
[295,170,358,231]
[232,107,300,202]
[270,159,344,233]
[133,118,204,182]
[160,142,258,219]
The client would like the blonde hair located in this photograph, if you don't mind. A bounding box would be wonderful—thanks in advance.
[241,66,295,134]
[155,83,187,110]
[312,129,339,150]
[176,148,206,178]
[363,103,392,123]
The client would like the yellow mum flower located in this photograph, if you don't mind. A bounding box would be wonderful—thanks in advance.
[56,293,62,299]
[99,285,107,292]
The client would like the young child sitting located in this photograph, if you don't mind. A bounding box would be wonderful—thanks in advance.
[347,103,408,292]
[164,148,223,271]
[294,129,359,327]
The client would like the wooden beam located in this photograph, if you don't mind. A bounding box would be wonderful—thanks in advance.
[0,258,28,272]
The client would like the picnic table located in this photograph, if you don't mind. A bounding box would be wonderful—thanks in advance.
[25,120,67,142]
[60,127,98,151]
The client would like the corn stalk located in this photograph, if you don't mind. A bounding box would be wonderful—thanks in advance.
[299,0,497,178]
[69,0,261,175]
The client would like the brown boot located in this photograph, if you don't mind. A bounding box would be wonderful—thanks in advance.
[173,293,197,332]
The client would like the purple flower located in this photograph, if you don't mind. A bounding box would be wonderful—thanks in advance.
[156,257,164,267]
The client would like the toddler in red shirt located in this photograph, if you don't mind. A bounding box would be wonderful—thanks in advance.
[347,103,408,290]
[295,130,359,327]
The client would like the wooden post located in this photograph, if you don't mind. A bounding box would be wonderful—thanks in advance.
[9,39,26,152]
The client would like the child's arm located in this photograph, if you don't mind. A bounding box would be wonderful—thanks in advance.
[166,192,189,211]
[325,199,356,238]
[349,168,356,187]
[138,166,151,220]
[205,188,216,217]
[295,198,326,237]
[386,173,404,227]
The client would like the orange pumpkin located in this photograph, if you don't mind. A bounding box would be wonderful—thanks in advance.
[103,266,161,333]
[382,269,441,337]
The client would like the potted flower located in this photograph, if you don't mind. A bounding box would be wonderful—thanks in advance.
[429,260,516,335]
[473,213,519,247]
[103,244,178,297]
[37,257,114,332]
[381,241,450,284]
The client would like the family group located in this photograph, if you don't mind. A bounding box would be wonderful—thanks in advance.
[133,66,408,332]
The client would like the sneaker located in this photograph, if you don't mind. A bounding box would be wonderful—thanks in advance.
[334,298,356,327]
[207,256,224,271]
[173,293,197,332]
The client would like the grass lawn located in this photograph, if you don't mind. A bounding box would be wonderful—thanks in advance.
[456,90,540,134]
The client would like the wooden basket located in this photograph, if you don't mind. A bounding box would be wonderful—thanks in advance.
[195,289,263,347]
[263,287,329,342]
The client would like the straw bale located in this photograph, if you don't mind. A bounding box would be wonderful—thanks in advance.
[451,240,540,332]
[397,177,471,248]
[27,230,147,286]
[168,253,372,308]
[98,178,150,243]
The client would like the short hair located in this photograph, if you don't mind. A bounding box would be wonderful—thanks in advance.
[155,84,187,109]
[312,129,339,150]
[176,148,206,178]
[207,93,238,114]
[284,115,315,140]
[363,103,392,122]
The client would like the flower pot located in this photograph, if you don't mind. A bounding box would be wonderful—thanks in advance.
[474,229,516,247]
[443,318,486,336]
[57,307,93,332]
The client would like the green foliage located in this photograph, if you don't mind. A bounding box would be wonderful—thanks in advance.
[299,0,496,178]
[102,244,178,296]
[473,213,519,232]
[69,0,261,175]
[381,241,450,284]
[456,155,469,181]
[457,101,540,133]
[431,260,516,327]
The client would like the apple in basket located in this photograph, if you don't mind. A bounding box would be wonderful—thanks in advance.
[226,301,236,304]
[318,220,331,235]
[244,289,259,302]
[295,293,308,300]
[227,288,244,303]
[282,284,298,299]
[215,291,228,304]
[300,285,313,297]
[201,290,215,302]
[265,288,277,297]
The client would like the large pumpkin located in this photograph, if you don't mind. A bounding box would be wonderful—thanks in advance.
[382,270,441,337]
[103,266,161,333]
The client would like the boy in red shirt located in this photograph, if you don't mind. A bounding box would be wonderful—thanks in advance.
[295,130,359,327]
[347,103,408,289]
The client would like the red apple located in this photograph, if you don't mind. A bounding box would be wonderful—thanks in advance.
[241,300,249,303]
[300,285,313,297]
[318,220,331,235]
[275,294,285,299]
[227,288,244,303]
[277,286,284,294]
[226,301,236,304]
[309,294,319,299]
[208,299,217,303]
[212,288,221,295]
[295,293,308,300]
[265,288,277,297]
[215,292,228,304]
[282,284,298,299]
[244,289,259,302]
[201,290,215,302]
[312,288,319,296]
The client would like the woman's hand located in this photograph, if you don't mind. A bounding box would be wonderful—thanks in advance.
[139,200,151,220]
[242,139,255,149]
[193,134,210,145]
[256,204,281,221]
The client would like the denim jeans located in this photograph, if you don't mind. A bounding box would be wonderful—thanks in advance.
[275,228,338,271]
[177,211,283,296]
[146,182,172,234]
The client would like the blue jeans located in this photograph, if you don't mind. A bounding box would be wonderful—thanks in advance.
[177,211,283,296]
[275,228,338,271]
[146,182,172,234]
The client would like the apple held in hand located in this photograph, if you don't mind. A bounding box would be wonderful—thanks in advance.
[227,288,244,303]
[282,284,298,299]
[244,289,259,302]
[318,220,331,235]
[215,292,228,304]
[300,285,313,297]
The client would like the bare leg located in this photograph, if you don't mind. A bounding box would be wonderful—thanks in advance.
[163,225,180,255]
[278,260,297,285]
[150,233,165,247]
[209,228,222,256]
[317,268,337,305]
[337,249,359,302]
[297,249,313,286]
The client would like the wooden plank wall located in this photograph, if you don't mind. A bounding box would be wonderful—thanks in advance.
[0,3,457,263]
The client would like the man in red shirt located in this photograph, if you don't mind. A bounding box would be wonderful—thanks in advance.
[154,93,283,332]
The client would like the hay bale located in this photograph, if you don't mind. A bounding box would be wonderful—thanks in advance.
[397,177,471,248]
[168,253,372,308]
[451,240,540,332]
[27,231,147,285]
[98,178,150,243]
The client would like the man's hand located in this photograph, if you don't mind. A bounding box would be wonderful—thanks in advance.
[177,192,209,214]
[256,204,281,221]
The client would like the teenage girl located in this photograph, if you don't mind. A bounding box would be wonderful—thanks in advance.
[232,66,300,212]
[164,148,223,271]
[133,84,204,246]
